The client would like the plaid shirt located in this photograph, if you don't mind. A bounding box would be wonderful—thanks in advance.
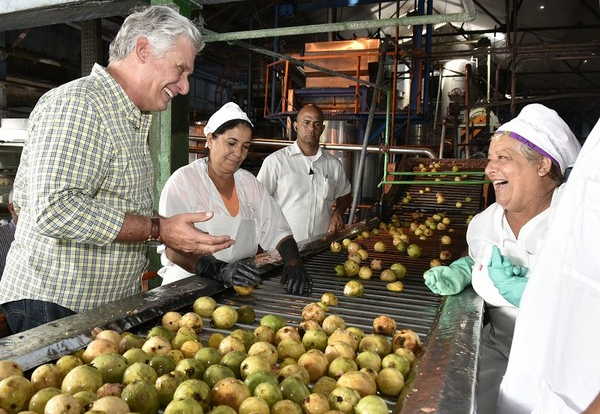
[0,64,154,312]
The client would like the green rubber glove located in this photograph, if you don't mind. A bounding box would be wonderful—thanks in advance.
[423,256,474,295]
[488,246,528,307]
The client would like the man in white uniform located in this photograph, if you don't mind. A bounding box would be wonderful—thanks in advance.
[257,104,352,242]
[497,119,600,414]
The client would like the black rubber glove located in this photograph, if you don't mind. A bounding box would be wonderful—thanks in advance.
[277,236,312,296]
[195,256,261,287]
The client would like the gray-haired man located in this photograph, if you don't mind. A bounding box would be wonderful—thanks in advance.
[0,6,233,333]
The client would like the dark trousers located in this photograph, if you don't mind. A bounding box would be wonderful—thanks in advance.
[2,299,75,334]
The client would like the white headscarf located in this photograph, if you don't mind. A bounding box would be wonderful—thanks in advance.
[204,102,253,135]
[496,103,581,173]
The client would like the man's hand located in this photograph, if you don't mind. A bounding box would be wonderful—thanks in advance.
[160,212,234,255]
[327,210,345,233]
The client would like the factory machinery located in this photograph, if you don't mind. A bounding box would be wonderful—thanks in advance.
[0,159,486,414]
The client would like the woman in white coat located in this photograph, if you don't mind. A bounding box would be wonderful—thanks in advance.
[423,104,581,413]
[159,102,311,295]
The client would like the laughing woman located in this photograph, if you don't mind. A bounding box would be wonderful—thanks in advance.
[158,102,311,296]
[423,104,581,413]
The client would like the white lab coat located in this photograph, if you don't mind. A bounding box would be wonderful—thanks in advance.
[257,142,351,243]
[497,123,600,414]
[158,158,292,285]
[466,190,561,413]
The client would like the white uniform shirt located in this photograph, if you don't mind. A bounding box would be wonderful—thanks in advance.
[498,125,599,414]
[158,158,292,284]
[257,142,351,242]
[466,189,561,308]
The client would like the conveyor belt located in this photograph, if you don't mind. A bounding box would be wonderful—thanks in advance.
[170,228,471,413]
[0,180,484,413]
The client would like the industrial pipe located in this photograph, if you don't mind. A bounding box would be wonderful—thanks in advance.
[190,136,437,158]
[465,63,472,158]
[378,179,490,186]
[348,41,387,225]
[257,141,436,157]
[482,92,600,106]
[433,66,444,131]
[439,120,446,158]
[201,0,477,42]
[388,171,485,176]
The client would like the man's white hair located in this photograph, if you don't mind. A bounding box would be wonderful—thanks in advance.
[108,5,204,63]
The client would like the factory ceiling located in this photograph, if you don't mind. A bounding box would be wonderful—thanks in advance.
[2,0,600,127]
[198,0,600,125]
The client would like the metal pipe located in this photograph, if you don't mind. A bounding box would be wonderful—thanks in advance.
[465,63,472,159]
[282,60,289,113]
[270,7,278,115]
[509,0,518,116]
[263,62,270,117]
[482,92,600,106]
[201,0,477,42]
[439,119,446,158]
[495,63,501,124]
[378,179,490,187]
[487,48,492,134]
[385,90,391,154]
[190,136,437,158]
[487,48,492,103]
[197,0,246,4]
[391,0,400,147]
[510,65,517,116]
[423,0,434,116]
[383,91,391,196]
[433,66,444,131]
[388,171,485,176]
[348,41,387,225]
[382,90,392,187]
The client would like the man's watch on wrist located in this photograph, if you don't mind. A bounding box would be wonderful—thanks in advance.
[145,216,161,245]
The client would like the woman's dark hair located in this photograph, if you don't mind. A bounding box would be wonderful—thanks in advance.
[212,119,253,137]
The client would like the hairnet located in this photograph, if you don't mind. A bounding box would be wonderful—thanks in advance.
[495,103,581,173]
[204,102,253,135]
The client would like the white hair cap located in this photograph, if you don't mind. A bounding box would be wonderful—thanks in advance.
[204,102,253,135]
[496,103,581,173]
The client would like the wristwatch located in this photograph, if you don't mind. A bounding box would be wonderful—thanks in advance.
[145,216,161,246]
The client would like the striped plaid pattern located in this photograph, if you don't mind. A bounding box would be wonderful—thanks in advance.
[0,64,154,312]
